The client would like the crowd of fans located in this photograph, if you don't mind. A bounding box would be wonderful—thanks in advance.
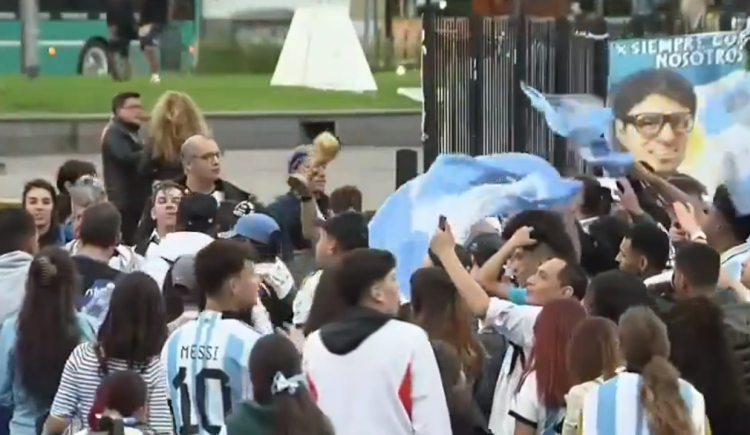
[1,88,750,435]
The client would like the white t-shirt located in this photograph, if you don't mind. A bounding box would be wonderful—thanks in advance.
[484,298,542,435]
[509,371,565,435]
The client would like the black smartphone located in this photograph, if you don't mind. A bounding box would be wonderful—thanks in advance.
[438,215,447,230]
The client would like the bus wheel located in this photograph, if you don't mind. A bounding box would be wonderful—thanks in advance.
[77,39,109,76]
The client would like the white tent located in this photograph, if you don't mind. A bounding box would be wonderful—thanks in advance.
[271,3,378,93]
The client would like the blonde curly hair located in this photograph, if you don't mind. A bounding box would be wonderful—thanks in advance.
[149,91,210,163]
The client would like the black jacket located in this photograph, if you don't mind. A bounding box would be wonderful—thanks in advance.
[101,118,144,212]
[133,176,262,244]
[137,147,185,186]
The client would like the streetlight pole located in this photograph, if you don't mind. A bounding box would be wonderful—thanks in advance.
[20,0,40,78]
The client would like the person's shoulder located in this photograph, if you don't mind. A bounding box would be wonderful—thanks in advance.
[381,318,430,343]
[68,341,97,364]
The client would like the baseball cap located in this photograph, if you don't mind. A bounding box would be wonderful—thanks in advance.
[315,211,368,251]
[177,193,218,233]
[218,213,280,244]
[170,255,197,290]
[465,232,504,267]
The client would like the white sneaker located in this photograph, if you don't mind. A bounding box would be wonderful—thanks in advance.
[150,74,161,83]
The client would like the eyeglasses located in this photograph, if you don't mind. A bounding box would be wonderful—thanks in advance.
[196,151,222,161]
[622,112,694,138]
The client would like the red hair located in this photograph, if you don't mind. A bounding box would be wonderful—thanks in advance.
[521,298,587,408]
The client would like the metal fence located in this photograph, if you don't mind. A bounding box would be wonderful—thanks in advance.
[421,13,630,173]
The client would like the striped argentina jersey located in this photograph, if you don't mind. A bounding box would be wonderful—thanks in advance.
[580,372,709,435]
[162,310,263,435]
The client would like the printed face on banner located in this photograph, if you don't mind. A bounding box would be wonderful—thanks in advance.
[607,31,747,194]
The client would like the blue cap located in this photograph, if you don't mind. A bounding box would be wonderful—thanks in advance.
[219,213,280,244]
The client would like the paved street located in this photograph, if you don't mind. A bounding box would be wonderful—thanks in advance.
[0,147,422,210]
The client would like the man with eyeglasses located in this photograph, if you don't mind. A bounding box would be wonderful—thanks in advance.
[135,135,261,242]
[176,135,256,204]
[611,68,697,177]
[101,91,145,245]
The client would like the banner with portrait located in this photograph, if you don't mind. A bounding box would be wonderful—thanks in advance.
[608,31,747,194]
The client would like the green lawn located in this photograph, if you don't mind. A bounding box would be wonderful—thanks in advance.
[0,72,422,115]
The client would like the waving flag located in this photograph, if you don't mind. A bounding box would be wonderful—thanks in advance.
[700,73,750,136]
[521,83,634,175]
[368,153,582,299]
[721,145,750,216]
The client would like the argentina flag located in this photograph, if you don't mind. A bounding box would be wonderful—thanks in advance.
[368,153,582,299]
[521,83,634,176]
[699,73,750,215]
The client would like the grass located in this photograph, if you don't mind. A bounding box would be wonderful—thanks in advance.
[0,71,422,115]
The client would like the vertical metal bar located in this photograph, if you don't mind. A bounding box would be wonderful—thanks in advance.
[469,12,483,157]
[422,3,439,170]
[511,0,526,153]
[553,18,570,173]
[20,0,40,77]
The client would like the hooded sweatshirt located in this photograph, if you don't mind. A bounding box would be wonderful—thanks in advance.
[223,401,277,435]
[302,307,452,435]
[142,231,214,289]
[0,251,32,327]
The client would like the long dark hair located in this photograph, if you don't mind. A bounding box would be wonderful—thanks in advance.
[666,297,750,435]
[250,334,333,435]
[23,178,61,247]
[431,340,486,434]
[16,247,80,408]
[96,272,168,374]
[411,267,484,381]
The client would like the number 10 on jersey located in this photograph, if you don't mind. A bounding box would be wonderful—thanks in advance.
[172,367,232,435]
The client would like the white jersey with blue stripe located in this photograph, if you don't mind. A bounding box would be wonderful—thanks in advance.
[580,371,707,435]
[162,310,262,435]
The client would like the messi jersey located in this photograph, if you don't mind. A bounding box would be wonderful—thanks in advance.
[162,310,262,435]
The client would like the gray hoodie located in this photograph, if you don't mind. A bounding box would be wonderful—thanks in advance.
[0,251,32,326]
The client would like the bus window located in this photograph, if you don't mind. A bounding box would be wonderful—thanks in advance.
[172,0,195,21]
[0,0,18,14]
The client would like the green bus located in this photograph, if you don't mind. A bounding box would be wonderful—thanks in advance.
[0,0,197,75]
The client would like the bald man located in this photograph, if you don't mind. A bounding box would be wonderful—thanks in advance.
[132,135,261,249]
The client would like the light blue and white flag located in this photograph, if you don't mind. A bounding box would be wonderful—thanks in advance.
[700,72,750,136]
[721,144,750,216]
[368,153,582,299]
[521,83,634,175]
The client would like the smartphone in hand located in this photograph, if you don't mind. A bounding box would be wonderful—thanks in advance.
[438,215,447,231]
